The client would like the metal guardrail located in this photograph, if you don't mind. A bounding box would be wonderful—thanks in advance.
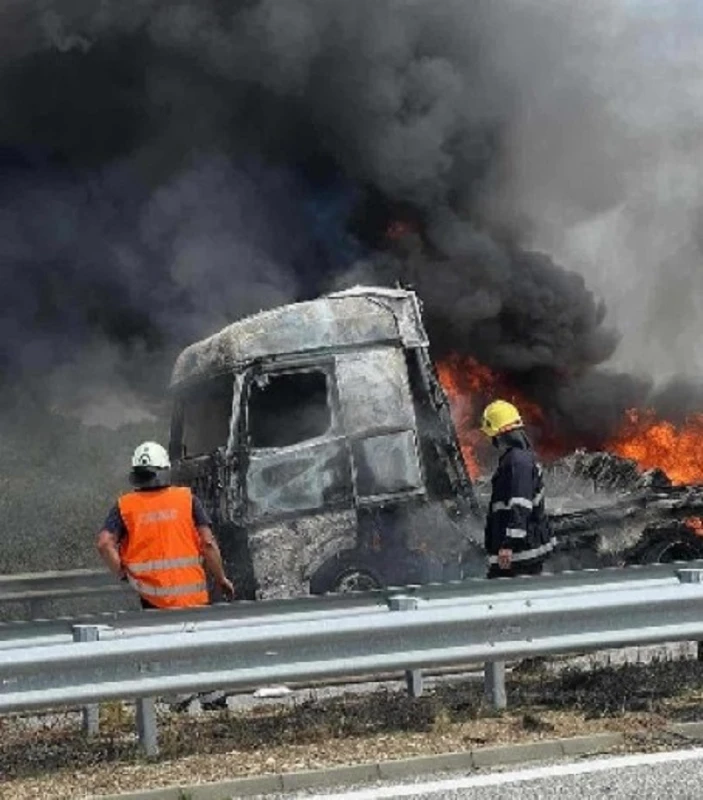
[0,568,125,602]
[4,557,703,611]
[2,563,703,754]
[0,568,132,621]
[3,558,701,644]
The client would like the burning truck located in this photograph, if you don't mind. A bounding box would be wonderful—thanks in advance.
[168,286,703,600]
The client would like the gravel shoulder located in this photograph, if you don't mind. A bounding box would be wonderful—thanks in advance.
[4,655,703,799]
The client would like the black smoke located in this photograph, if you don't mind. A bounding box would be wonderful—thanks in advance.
[0,0,701,440]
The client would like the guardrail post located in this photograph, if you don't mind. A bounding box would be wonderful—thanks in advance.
[484,661,507,710]
[136,697,159,756]
[388,595,423,697]
[676,569,703,661]
[72,625,101,736]
[27,598,42,620]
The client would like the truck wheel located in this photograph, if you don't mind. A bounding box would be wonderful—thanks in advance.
[333,568,384,593]
[625,527,703,566]
[309,551,385,595]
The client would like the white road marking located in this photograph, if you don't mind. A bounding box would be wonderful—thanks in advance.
[317,747,703,799]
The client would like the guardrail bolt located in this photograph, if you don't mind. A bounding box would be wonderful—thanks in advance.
[72,625,101,736]
[677,569,703,583]
[388,595,424,697]
[388,595,417,612]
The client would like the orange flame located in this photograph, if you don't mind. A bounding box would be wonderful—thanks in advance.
[684,517,703,536]
[607,409,703,485]
[435,358,488,479]
[437,356,703,485]
[436,355,557,479]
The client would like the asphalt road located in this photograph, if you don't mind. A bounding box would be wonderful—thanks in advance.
[273,748,703,800]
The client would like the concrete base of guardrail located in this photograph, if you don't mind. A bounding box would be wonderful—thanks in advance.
[667,721,703,740]
[94,732,625,800]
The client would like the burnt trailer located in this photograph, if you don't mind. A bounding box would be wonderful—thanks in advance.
[168,286,485,599]
[540,451,703,570]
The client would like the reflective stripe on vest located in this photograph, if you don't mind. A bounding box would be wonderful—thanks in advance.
[492,497,533,512]
[487,537,557,565]
[128,555,204,574]
[127,576,208,597]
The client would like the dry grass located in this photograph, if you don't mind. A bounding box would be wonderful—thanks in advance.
[3,658,703,799]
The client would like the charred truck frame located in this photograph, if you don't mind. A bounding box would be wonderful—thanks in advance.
[169,287,484,599]
[169,286,703,600]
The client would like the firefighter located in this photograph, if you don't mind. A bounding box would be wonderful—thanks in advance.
[480,401,556,578]
[96,441,234,608]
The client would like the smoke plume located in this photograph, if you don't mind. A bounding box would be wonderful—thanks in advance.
[0,1,701,472]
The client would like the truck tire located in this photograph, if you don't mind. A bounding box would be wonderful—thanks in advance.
[625,526,703,566]
[309,550,385,595]
[309,547,445,595]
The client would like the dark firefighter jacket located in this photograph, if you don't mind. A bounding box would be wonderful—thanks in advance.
[485,444,556,567]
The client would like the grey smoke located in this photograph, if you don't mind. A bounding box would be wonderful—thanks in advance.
[492,1,703,384]
[0,0,701,430]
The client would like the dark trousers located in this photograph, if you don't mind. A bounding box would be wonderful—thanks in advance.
[487,560,544,579]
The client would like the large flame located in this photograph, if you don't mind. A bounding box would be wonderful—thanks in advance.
[436,355,562,479]
[435,357,492,479]
[438,355,703,485]
[608,409,703,485]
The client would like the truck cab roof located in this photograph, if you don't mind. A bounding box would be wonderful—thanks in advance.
[169,286,429,390]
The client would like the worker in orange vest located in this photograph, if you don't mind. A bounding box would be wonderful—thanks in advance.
[96,441,234,608]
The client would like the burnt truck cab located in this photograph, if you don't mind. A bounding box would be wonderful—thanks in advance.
[168,286,484,599]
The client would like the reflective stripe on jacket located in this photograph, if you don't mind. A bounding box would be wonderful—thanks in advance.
[118,486,208,609]
[484,446,556,566]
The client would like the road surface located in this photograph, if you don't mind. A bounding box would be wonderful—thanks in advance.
[272,747,703,799]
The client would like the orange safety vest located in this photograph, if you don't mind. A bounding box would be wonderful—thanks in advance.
[118,486,209,609]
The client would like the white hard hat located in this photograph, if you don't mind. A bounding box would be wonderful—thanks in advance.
[131,441,171,470]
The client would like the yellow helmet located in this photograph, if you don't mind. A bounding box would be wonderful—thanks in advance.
[480,400,523,438]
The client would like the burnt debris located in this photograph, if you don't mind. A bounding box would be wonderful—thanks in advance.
[543,450,703,570]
